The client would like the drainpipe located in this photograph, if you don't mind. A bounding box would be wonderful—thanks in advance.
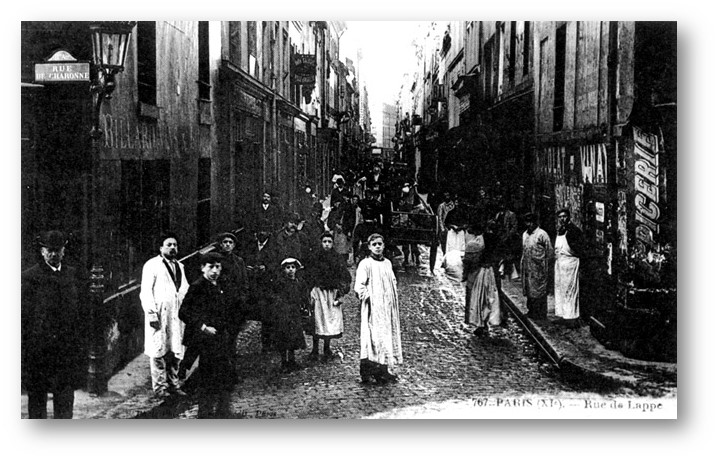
[606,21,620,283]
[271,80,278,196]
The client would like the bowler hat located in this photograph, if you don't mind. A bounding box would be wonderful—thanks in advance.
[37,230,68,250]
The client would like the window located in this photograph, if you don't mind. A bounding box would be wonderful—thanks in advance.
[262,21,269,84]
[497,23,505,96]
[283,29,289,96]
[248,21,257,77]
[197,158,211,245]
[523,21,531,76]
[553,24,567,132]
[483,38,493,101]
[123,159,170,258]
[137,21,157,106]
[509,21,517,86]
[198,21,210,100]
[229,22,241,66]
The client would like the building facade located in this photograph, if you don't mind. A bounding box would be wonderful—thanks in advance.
[532,21,676,361]
[21,20,361,391]
[404,21,676,362]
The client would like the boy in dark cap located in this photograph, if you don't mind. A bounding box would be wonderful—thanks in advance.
[215,232,250,335]
[179,252,241,418]
[266,258,309,372]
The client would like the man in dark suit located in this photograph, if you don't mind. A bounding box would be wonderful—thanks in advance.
[22,230,89,418]
[364,164,386,201]
[243,227,280,351]
[252,191,283,234]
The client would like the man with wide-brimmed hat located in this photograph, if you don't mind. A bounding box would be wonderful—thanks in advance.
[22,230,89,418]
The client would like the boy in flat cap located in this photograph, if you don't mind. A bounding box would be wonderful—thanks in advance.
[215,232,250,355]
[22,231,89,418]
[179,252,241,418]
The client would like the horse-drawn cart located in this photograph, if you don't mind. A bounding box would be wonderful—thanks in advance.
[384,193,440,270]
[387,202,439,247]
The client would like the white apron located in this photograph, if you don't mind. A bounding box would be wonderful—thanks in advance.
[554,234,580,320]
[311,287,344,337]
[443,229,466,281]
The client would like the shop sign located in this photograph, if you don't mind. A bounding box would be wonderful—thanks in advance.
[628,126,661,254]
[291,53,316,85]
[34,62,90,83]
[595,202,605,222]
[294,118,306,132]
[459,94,470,113]
[617,190,629,255]
[233,86,263,117]
[554,184,583,229]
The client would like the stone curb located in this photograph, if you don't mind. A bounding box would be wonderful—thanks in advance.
[499,287,631,391]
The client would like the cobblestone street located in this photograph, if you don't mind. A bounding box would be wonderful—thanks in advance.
[170,250,648,419]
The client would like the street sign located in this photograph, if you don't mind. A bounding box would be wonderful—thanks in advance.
[35,62,90,83]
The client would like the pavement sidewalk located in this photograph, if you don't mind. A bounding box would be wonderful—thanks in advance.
[498,277,677,397]
[21,352,196,419]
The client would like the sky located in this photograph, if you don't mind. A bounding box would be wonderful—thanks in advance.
[342,21,429,127]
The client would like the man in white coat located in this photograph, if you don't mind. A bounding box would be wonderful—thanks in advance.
[140,232,189,399]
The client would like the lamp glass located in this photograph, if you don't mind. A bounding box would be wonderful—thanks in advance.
[90,23,133,71]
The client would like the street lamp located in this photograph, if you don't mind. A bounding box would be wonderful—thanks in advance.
[89,21,135,139]
[86,21,134,396]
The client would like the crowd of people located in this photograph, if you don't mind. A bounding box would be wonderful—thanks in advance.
[21,160,585,419]
[429,186,586,339]
[132,162,411,417]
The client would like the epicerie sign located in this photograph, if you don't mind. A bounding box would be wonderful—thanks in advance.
[35,62,90,83]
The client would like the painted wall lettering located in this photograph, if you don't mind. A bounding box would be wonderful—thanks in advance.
[101,114,197,155]
[538,146,565,181]
[580,143,607,184]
